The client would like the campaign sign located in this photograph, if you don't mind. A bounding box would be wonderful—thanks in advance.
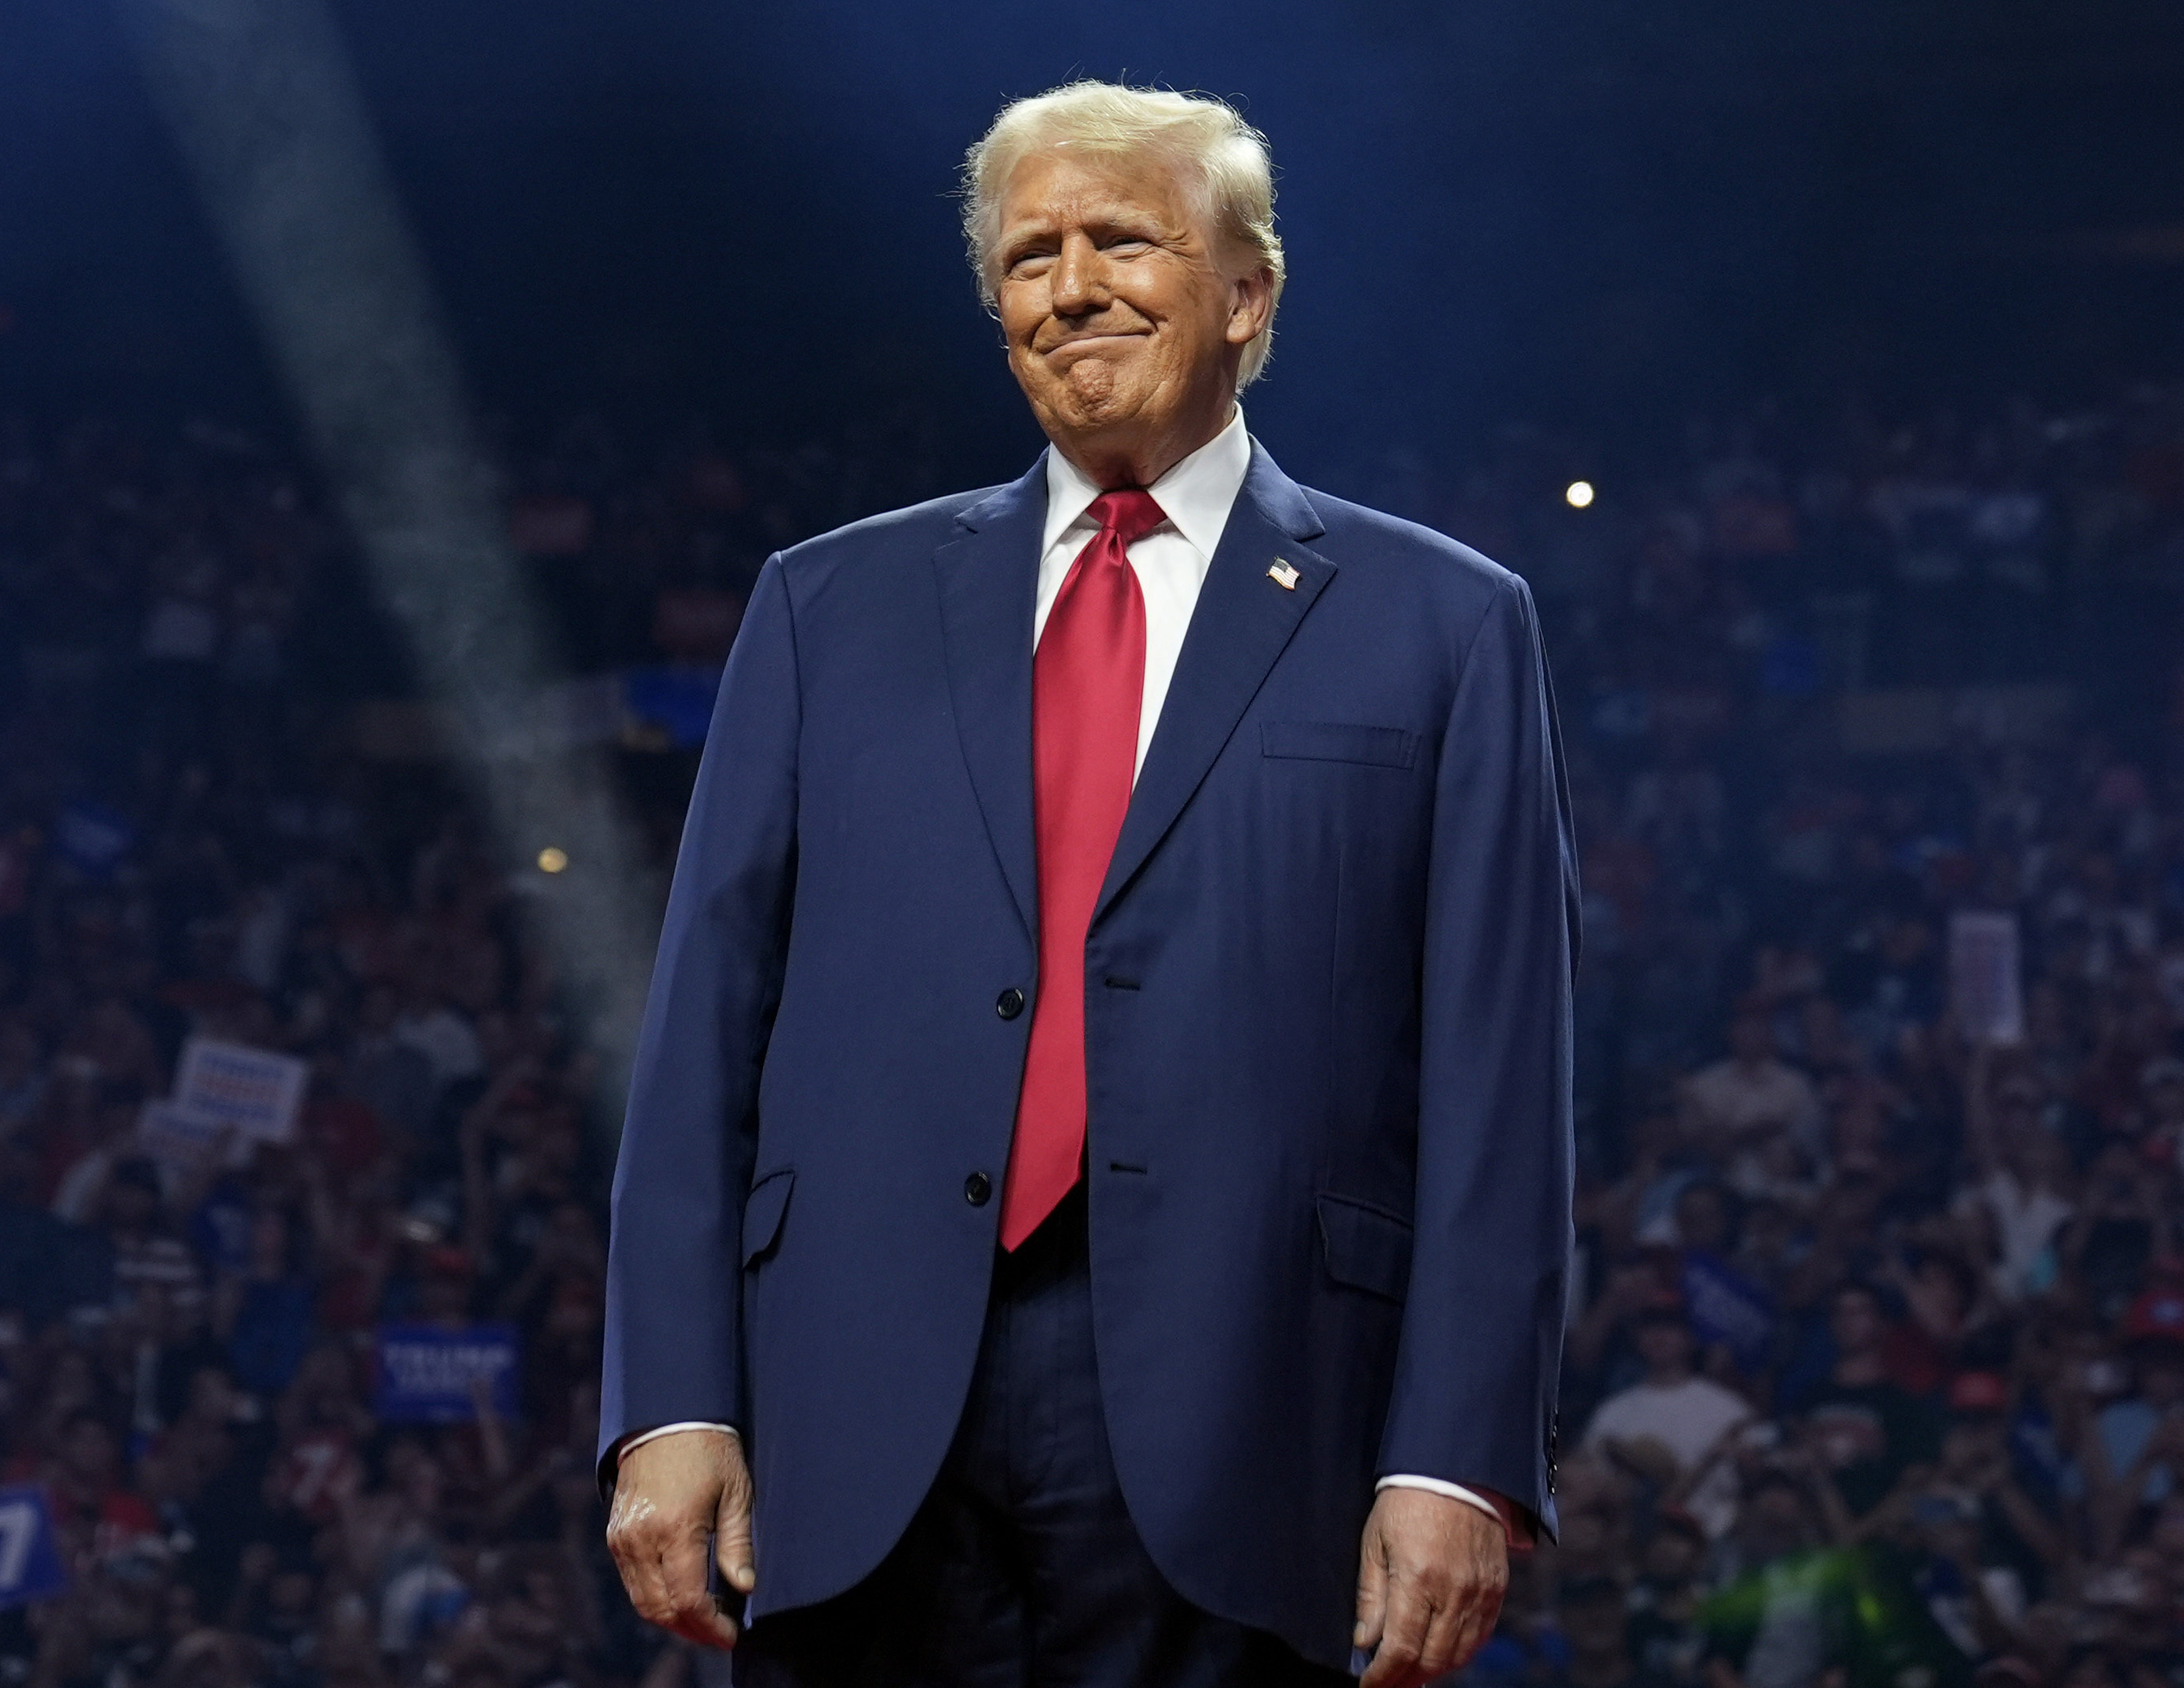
[0,1485,71,1610]
[373,1324,521,1424]
[1950,910,2025,1046]
[136,1099,236,1176]
[1681,1250,1775,1374]
[173,1038,308,1147]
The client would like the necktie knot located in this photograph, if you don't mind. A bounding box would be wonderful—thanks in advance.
[1089,488,1166,550]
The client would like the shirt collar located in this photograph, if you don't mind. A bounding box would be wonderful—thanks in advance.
[1039,405,1252,562]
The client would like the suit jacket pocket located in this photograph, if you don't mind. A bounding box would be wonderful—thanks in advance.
[1317,1192,1413,1302]
[741,1168,795,1269]
[1261,720,1419,770]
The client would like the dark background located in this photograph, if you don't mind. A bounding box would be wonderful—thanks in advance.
[7,0,2184,483]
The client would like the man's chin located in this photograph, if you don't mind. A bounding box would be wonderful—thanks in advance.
[1043,372,1157,435]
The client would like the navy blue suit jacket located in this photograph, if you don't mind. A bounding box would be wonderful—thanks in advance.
[599,441,1579,1671]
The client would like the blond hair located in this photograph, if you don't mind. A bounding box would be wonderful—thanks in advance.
[961,82,1286,388]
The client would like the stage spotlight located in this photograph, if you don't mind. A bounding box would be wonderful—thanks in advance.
[1565,480,1596,509]
[124,0,660,1140]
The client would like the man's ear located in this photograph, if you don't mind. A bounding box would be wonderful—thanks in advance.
[1225,266,1275,346]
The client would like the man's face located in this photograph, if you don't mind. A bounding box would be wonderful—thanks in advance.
[63,1419,116,1484]
[1729,1015,1773,1064]
[1830,1288,1883,1355]
[993,149,1269,455]
[1941,1418,2005,1477]
[1635,1317,1693,1374]
[1642,1529,1701,1582]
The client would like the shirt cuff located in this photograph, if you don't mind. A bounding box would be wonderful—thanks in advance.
[1377,1475,1536,1550]
[617,1421,740,1462]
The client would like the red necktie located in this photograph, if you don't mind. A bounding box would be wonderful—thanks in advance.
[999,488,1164,1251]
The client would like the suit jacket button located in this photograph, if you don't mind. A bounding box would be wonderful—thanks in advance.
[996,988,1026,1020]
[964,1172,993,1206]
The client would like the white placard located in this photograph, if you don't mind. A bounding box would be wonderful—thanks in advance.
[1950,910,2024,1045]
[135,1099,238,1174]
[173,1037,308,1145]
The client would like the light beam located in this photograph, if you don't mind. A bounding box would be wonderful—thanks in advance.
[120,0,662,1137]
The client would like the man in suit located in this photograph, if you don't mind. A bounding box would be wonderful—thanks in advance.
[601,81,1578,1688]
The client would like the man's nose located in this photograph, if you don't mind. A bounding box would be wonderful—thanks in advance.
[1049,232,1104,315]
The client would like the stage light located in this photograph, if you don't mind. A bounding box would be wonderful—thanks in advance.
[124,0,661,1141]
[1565,480,1596,509]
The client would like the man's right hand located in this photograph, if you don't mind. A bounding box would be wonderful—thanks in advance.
[605,1427,754,1650]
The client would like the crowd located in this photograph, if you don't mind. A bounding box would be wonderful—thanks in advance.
[0,387,2178,1688]
[1474,388,2184,1688]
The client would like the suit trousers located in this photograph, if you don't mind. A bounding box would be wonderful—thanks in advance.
[731,1185,1356,1687]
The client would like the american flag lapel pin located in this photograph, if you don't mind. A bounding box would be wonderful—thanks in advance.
[1267,559,1301,590]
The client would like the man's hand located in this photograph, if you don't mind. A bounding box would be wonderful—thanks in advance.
[605,1428,754,1650]
[1355,1488,1508,1688]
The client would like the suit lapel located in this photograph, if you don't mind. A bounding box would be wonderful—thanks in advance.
[1095,443,1334,923]
[933,458,1048,942]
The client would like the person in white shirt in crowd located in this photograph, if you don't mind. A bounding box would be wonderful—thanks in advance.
[1680,1008,1825,1199]
[1583,1294,1752,1538]
[1955,1044,2075,1304]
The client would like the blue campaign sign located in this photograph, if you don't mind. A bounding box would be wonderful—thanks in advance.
[0,1485,71,1610]
[373,1324,522,1424]
[1680,1250,1776,1374]
[623,665,723,749]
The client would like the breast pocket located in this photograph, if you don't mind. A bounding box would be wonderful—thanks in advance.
[1261,720,1419,770]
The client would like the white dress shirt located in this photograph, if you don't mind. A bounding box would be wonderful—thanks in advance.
[621,407,1524,1544]
[1035,403,1250,780]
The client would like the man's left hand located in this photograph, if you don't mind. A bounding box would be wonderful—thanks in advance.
[1354,1488,1508,1687]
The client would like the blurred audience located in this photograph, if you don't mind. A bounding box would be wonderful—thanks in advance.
[0,388,2179,1688]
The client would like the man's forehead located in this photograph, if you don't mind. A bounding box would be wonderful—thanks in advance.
[997,149,1192,229]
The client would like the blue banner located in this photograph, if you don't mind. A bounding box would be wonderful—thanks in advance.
[0,1485,70,1610]
[623,665,723,749]
[1681,1250,1776,1374]
[373,1324,521,1424]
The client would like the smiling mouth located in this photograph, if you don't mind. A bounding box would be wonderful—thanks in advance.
[1044,331,1148,357]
